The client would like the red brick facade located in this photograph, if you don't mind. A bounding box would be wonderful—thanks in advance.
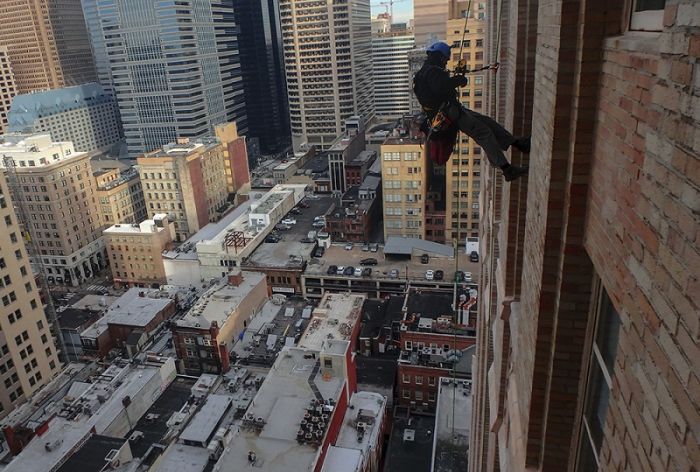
[470,1,699,471]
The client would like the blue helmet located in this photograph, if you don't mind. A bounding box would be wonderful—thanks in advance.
[427,41,451,59]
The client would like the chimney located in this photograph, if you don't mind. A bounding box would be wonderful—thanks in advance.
[228,269,243,287]
[176,137,190,145]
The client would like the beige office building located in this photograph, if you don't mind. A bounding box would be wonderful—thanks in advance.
[279,0,374,150]
[0,47,17,135]
[413,0,449,47]
[0,0,96,93]
[214,122,251,196]
[0,134,105,285]
[94,167,147,228]
[380,136,426,239]
[138,138,228,242]
[104,214,174,289]
[445,0,487,242]
[0,172,61,418]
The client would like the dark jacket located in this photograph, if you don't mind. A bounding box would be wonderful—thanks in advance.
[413,57,467,113]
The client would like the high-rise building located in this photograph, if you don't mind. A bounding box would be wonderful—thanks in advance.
[444,0,487,243]
[279,0,374,150]
[380,133,426,239]
[94,167,147,227]
[413,0,449,47]
[0,134,105,286]
[470,1,698,471]
[0,171,61,418]
[231,0,291,156]
[372,31,415,120]
[0,0,96,94]
[0,47,17,136]
[7,83,123,153]
[82,0,248,158]
[137,137,229,242]
[104,214,174,289]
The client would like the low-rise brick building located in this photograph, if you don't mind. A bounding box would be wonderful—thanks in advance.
[325,176,381,243]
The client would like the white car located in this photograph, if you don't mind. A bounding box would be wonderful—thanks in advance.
[281,218,296,225]
[345,242,353,250]
[463,272,473,282]
[336,266,345,274]
[425,270,434,280]
[354,267,363,277]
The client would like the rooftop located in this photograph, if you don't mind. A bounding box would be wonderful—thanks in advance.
[432,378,472,472]
[0,133,85,167]
[176,271,266,329]
[104,214,170,235]
[384,236,454,258]
[153,444,210,472]
[297,293,365,352]
[56,307,102,330]
[179,394,233,446]
[356,355,399,390]
[69,294,117,311]
[142,139,216,159]
[56,435,127,472]
[95,167,139,191]
[213,348,346,472]
[347,150,376,167]
[331,391,387,464]
[244,240,314,269]
[384,410,435,472]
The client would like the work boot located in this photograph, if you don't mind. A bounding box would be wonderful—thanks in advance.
[503,164,529,182]
[512,136,531,153]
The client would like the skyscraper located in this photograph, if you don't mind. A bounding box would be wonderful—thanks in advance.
[232,0,291,156]
[372,30,415,120]
[470,1,698,471]
[0,47,17,135]
[0,0,96,93]
[0,171,61,418]
[413,0,449,47]
[280,0,374,150]
[82,0,248,158]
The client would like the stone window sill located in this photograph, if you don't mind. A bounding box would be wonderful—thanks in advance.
[604,31,661,54]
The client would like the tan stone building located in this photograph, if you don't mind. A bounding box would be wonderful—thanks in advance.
[94,167,147,228]
[0,171,61,418]
[470,1,699,471]
[0,47,17,135]
[380,135,426,239]
[214,122,250,196]
[138,138,229,242]
[413,0,449,47]
[104,214,174,289]
[445,0,487,243]
[0,134,104,286]
[0,0,96,93]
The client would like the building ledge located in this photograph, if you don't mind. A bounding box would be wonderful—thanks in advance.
[604,31,661,54]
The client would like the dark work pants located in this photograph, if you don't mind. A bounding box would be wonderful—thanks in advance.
[446,103,515,168]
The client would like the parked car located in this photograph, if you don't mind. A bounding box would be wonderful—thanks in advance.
[360,258,378,266]
[289,208,302,215]
[435,270,444,281]
[362,243,370,251]
[275,224,291,231]
[455,270,465,282]
[281,218,297,225]
[312,221,326,228]
[369,243,379,252]
[337,266,345,274]
[327,265,337,275]
[313,246,325,258]
[345,242,353,250]
[425,270,434,280]
[298,200,310,208]
[265,235,280,243]
[389,269,399,279]
[354,267,363,277]
[469,251,479,262]
[343,266,355,276]
[421,254,429,264]
[362,268,372,277]
[463,272,473,282]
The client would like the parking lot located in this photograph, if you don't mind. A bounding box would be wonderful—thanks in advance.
[268,195,335,244]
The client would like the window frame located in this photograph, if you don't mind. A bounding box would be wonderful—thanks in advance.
[629,0,666,31]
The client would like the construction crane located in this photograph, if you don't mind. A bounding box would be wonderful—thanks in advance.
[2,156,69,362]
[371,0,407,21]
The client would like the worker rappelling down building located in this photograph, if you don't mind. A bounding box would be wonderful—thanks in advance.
[413,41,530,182]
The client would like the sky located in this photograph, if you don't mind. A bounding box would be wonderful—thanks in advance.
[371,0,414,24]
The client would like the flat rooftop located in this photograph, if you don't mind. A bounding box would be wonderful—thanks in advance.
[213,348,345,472]
[154,443,210,472]
[56,307,101,330]
[56,435,127,472]
[179,394,233,445]
[433,379,472,472]
[70,293,117,311]
[332,391,386,462]
[297,293,365,351]
[244,240,315,269]
[384,411,436,472]
[176,271,266,328]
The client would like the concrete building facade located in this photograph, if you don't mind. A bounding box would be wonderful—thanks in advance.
[138,138,229,242]
[104,214,174,288]
[469,1,700,471]
[81,0,248,158]
[372,31,415,120]
[7,83,123,153]
[0,0,96,94]
[0,134,105,286]
[94,167,147,228]
[280,0,374,150]
[0,172,61,418]
[214,122,250,197]
[0,47,17,136]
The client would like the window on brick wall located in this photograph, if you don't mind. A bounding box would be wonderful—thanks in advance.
[630,0,666,31]
[575,283,621,471]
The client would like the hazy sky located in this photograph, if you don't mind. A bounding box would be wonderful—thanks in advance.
[371,0,414,24]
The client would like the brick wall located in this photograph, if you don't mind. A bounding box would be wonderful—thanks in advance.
[470,0,699,470]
